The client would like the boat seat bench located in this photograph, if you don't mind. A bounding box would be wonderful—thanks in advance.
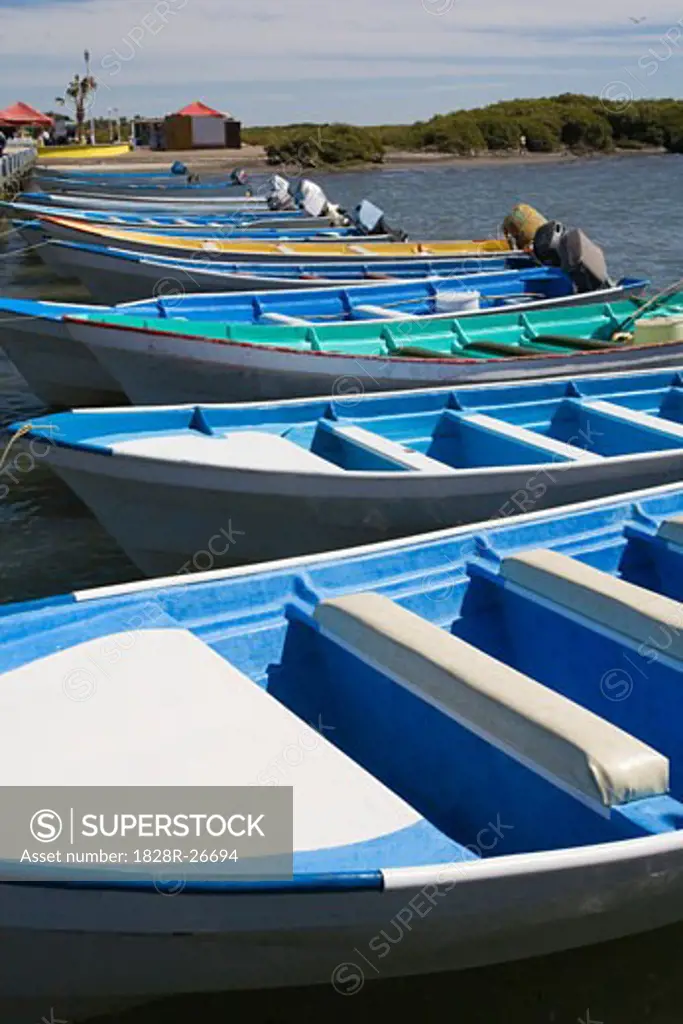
[258,312,313,326]
[352,304,414,320]
[454,411,603,463]
[314,592,669,809]
[502,549,683,662]
[657,516,683,548]
[578,399,683,445]
[316,420,450,472]
[435,409,603,465]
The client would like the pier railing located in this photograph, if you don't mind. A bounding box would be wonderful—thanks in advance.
[0,145,37,195]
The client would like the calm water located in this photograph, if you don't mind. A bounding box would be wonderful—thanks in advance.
[3,153,683,1022]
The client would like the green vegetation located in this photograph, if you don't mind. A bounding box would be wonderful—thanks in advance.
[243,94,683,166]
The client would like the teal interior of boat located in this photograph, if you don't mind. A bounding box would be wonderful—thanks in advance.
[70,295,683,358]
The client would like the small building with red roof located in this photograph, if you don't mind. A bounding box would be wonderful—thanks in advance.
[163,100,240,150]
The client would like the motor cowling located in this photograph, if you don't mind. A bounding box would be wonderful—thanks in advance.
[266,174,295,210]
[294,178,330,218]
[558,227,612,292]
[533,221,612,292]
[532,220,565,267]
[353,199,407,240]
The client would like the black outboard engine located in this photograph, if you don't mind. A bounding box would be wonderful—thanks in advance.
[353,199,407,240]
[533,221,612,293]
[532,220,564,267]
[558,228,612,292]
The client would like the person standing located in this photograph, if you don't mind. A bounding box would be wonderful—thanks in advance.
[0,130,7,157]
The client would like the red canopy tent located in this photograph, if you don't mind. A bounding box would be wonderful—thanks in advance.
[174,101,224,118]
[0,101,53,128]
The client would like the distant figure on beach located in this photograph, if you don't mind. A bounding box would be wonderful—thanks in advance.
[519,134,527,155]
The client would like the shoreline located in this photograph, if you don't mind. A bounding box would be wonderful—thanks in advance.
[40,145,670,174]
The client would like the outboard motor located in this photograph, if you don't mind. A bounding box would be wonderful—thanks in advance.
[557,228,612,293]
[533,221,612,293]
[532,220,565,267]
[294,178,329,218]
[353,198,407,240]
[266,174,296,210]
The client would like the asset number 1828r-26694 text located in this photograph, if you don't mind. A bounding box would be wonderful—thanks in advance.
[132,849,239,863]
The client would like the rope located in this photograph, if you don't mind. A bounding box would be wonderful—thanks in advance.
[615,277,683,337]
[0,236,50,258]
[0,423,33,472]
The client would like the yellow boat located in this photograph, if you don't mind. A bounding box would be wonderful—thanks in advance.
[38,143,131,162]
[41,215,514,263]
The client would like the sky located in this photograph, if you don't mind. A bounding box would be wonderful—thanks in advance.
[3,0,683,125]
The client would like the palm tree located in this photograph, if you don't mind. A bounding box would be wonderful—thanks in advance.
[56,50,97,143]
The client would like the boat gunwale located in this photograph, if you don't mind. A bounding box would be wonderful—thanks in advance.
[19,427,683,484]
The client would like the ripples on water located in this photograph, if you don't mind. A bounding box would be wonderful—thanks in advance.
[2,155,683,1022]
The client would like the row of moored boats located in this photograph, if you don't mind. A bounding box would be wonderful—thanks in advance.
[2,161,683,1019]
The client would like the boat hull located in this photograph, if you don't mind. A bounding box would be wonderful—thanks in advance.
[69,318,683,405]
[0,799,681,1021]
[36,439,683,573]
[39,242,533,302]
[0,314,125,408]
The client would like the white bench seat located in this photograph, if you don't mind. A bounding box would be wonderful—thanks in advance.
[258,312,313,326]
[352,304,414,320]
[319,421,450,472]
[112,430,345,473]
[502,548,683,661]
[583,399,683,442]
[657,516,683,548]
[315,592,668,808]
[454,411,603,463]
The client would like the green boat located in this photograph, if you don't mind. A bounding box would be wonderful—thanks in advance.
[61,293,683,404]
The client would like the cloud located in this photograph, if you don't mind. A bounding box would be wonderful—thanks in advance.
[3,0,683,122]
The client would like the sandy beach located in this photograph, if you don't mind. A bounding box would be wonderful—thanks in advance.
[40,145,668,174]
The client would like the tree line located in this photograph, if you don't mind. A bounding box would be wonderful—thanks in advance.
[243,94,683,166]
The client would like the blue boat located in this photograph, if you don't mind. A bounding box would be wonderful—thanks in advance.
[28,172,252,194]
[8,364,683,568]
[39,239,539,301]
[2,478,683,1016]
[22,215,374,242]
[0,268,646,407]
[3,199,320,230]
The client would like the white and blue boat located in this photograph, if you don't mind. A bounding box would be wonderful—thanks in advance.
[27,173,252,195]
[0,269,646,407]
[38,240,537,301]
[2,479,683,1020]
[9,367,683,573]
[3,199,330,231]
[20,191,270,213]
[21,216,370,243]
